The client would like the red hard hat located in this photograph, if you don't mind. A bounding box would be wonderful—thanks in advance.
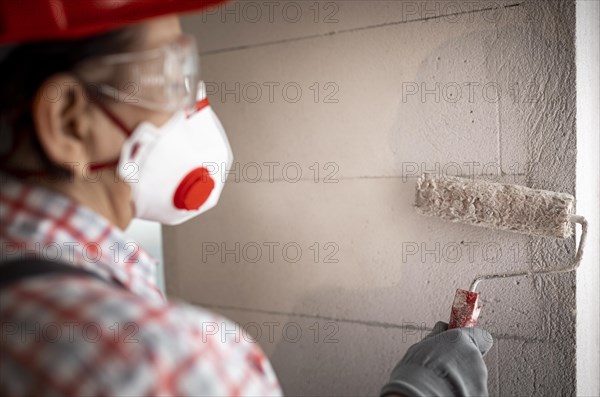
[0,0,228,44]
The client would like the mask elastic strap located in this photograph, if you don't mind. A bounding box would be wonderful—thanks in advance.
[1,98,131,177]
[88,99,134,171]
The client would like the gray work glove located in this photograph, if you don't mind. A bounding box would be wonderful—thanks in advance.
[380,321,493,397]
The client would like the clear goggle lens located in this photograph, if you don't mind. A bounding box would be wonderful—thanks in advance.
[76,34,200,113]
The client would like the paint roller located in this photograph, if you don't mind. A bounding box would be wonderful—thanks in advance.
[414,173,588,329]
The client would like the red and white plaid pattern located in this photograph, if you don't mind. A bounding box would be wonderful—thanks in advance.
[0,173,282,396]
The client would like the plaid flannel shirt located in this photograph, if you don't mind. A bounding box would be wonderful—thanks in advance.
[0,173,282,396]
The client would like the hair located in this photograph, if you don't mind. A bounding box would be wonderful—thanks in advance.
[0,27,140,178]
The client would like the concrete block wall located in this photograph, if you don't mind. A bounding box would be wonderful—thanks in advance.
[163,1,581,395]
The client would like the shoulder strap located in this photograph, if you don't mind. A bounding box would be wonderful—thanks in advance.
[0,258,119,289]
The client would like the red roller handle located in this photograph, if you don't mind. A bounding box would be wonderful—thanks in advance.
[448,289,481,329]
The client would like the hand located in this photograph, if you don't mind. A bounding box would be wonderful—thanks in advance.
[380,321,493,397]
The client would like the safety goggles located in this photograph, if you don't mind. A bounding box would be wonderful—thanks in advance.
[75,34,200,113]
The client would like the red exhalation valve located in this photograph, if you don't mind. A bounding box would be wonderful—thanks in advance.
[448,289,481,329]
[173,167,215,210]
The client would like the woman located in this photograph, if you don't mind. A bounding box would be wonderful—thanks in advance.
[0,1,491,396]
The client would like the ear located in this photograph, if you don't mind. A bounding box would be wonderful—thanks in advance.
[32,74,93,173]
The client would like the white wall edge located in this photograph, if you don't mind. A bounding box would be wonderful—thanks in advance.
[576,1,600,395]
[125,219,165,294]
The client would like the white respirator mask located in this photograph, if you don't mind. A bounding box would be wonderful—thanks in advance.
[82,39,233,225]
[91,83,233,225]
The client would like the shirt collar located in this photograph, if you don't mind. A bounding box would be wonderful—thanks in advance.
[0,172,165,304]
